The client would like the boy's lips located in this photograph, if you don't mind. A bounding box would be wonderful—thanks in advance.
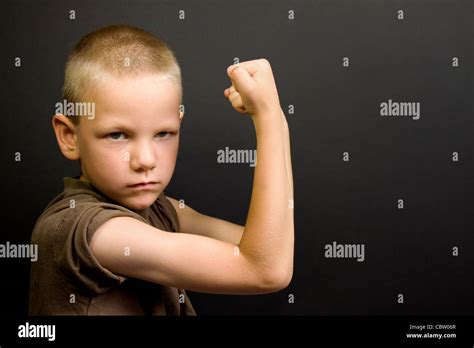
[127,181,160,189]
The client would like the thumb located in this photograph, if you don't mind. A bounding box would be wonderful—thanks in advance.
[228,65,256,94]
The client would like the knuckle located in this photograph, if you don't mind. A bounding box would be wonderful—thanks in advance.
[259,58,271,68]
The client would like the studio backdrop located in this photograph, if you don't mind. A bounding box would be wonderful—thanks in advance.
[1,0,473,316]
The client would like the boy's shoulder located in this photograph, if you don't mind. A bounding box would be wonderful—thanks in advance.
[29,177,152,299]
[32,177,148,241]
[32,177,179,242]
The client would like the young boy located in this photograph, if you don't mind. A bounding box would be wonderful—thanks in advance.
[29,25,294,315]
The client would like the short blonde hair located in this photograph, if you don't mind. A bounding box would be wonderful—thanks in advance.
[62,25,182,124]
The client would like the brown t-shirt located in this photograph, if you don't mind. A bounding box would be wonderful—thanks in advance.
[29,177,196,315]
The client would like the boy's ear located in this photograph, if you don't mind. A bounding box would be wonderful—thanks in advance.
[179,110,184,122]
[51,114,80,160]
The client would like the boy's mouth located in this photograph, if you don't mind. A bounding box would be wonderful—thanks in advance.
[127,181,159,189]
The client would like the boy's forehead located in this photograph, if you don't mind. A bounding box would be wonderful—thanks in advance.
[89,74,181,125]
[93,111,180,128]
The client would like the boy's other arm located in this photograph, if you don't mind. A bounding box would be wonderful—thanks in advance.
[90,216,280,295]
[166,197,244,245]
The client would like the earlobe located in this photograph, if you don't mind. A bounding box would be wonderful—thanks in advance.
[51,114,80,161]
[179,110,184,122]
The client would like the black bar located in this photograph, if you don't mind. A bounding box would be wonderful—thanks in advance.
[1,316,473,344]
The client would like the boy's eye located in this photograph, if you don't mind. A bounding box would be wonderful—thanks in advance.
[156,131,169,138]
[107,132,126,140]
[106,131,170,140]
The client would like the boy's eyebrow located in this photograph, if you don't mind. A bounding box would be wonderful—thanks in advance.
[96,118,180,130]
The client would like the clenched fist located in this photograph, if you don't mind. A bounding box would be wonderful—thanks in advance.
[223,59,281,119]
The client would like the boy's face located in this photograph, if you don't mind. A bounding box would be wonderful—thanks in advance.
[76,73,183,211]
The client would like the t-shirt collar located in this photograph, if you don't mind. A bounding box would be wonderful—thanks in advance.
[62,176,152,220]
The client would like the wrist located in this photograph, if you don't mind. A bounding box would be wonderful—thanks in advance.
[252,109,284,136]
[251,106,283,124]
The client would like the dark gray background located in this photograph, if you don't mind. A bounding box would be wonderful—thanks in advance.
[1,0,473,317]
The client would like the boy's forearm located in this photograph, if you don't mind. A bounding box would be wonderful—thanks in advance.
[239,108,294,284]
[281,110,294,277]
[281,110,294,199]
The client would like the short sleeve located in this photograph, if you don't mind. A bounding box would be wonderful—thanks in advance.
[54,202,148,296]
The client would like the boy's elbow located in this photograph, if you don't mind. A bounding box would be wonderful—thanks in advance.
[258,267,293,293]
[240,252,293,294]
[275,268,293,291]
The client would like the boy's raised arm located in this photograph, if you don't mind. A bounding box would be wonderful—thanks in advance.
[224,59,294,285]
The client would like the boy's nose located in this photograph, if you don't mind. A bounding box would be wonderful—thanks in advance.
[130,142,156,172]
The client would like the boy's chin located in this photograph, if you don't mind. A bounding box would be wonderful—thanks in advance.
[121,193,160,211]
